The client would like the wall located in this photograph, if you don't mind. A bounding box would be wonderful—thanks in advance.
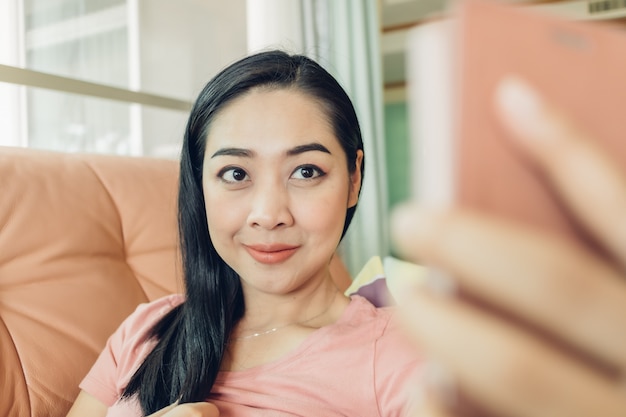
[384,101,410,210]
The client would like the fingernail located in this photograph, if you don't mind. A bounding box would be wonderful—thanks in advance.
[495,76,546,141]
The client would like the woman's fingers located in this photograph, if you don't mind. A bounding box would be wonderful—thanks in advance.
[392,77,626,372]
[391,206,626,372]
[494,76,626,267]
[398,286,626,417]
[393,75,626,417]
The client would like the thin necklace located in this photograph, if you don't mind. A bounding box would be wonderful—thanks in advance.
[231,289,338,341]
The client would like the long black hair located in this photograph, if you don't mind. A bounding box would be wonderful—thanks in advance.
[122,50,365,415]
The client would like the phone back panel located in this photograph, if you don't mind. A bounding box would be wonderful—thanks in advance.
[457,0,626,252]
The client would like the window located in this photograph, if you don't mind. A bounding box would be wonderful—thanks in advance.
[0,0,247,157]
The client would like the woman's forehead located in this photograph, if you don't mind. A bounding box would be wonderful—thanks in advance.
[204,88,341,154]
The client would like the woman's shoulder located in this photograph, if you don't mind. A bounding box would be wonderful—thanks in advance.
[343,295,396,328]
[79,294,185,407]
[133,293,185,321]
[324,295,407,350]
[341,295,419,361]
[313,295,420,414]
[120,293,185,339]
[103,292,185,364]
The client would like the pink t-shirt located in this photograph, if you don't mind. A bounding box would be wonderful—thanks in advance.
[80,294,421,416]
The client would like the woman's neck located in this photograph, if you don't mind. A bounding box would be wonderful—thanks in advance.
[234,277,346,338]
[223,279,350,372]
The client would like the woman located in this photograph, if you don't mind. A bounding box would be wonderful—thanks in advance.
[393,77,626,417]
[66,50,420,417]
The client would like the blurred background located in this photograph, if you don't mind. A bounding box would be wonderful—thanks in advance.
[1,0,623,273]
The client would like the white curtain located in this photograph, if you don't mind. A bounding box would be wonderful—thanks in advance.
[22,0,131,154]
[247,0,389,275]
[0,0,23,147]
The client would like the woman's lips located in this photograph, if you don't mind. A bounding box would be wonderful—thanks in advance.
[244,244,299,264]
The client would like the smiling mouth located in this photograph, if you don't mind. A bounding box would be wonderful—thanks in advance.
[244,244,299,264]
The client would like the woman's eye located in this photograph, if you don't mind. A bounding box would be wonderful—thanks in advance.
[291,165,325,180]
[219,167,249,183]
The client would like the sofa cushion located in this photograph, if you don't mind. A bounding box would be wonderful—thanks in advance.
[0,147,181,417]
[345,256,426,307]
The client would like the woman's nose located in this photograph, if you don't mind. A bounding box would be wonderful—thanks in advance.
[246,182,294,229]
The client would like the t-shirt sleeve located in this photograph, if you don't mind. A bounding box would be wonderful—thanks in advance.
[79,294,184,407]
[373,309,423,417]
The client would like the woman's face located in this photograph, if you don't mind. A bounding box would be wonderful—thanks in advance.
[202,88,362,296]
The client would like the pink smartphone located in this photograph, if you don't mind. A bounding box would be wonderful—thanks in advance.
[408,0,626,256]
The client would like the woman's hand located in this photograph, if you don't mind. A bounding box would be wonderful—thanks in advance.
[148,402,220,417]
[391,76,626,417]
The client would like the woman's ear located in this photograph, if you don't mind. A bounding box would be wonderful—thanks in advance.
[347,150,364,208]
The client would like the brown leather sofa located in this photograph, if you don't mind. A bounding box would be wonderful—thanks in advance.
[0,147,181,417]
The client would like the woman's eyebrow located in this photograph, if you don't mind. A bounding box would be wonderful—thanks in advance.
[287,143,331,156]
[210,143,330,159]
[210,148,253,158]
